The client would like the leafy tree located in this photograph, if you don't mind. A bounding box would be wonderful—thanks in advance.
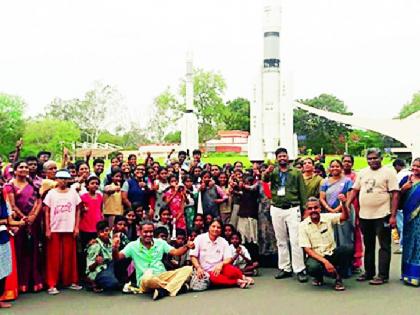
[399,91,420,119]
[121,124,151,149]
[164,131,181,143]
[295,94,351,154]
[21,118,81,158]
[0,93,25,157]
[223,98,250,132]
[179,69,227,142]
[147,88,181,142]
[44,82,123,144]
[97,131,125,147]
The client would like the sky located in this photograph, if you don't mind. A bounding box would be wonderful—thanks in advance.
[1,0,419,128]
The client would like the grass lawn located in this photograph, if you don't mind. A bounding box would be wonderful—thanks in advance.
[164,153,391,170]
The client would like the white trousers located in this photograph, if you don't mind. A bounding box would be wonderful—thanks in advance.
[270,205,305,273]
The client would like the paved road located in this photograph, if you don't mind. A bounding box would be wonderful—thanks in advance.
[3,249,420,315]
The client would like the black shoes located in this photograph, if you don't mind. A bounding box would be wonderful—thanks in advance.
[274,270,293,279]
[152,288,169,301]
[274,269,308,282]
[297,271,308,283]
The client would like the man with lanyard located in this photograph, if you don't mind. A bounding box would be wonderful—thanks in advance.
[112,221,194,300]
[263,147,308,282]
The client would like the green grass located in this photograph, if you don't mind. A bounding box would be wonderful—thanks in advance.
[98,153,392,172]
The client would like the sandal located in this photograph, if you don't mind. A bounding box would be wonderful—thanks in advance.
[93,287,104,293]
[312,279,324,286]
[237,279,249,289]
[356,274,372,282]
[334,280,346,291]
[369,276,387,285]
[0,302,12,308]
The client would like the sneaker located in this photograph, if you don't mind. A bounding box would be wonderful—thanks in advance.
[68,284,83,291]
[274,269,293,279]
[152,288,169,301]
[122,282,132,294]
[48,287,60,295]
[297,271,308,283]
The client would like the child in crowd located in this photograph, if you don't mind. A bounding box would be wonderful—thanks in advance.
[192,213,205,234]
[154,226,169,242]
[164,175,187,231]
[223,224,236,244]
[205,213,214,230]
[111,216,129,250]
[169,229,189,268]
[125,210,138,241]
[156,206,172,235]
[103,169,124,227]
[43,169,83,295]
[230,232,259,277]
[80,176,104,251]
[86,221,121,293]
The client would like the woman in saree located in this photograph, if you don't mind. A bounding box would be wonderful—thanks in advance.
[400,157,420,286]
[0,179,26,308]
[4,161,43,293]
[320,160,354,249]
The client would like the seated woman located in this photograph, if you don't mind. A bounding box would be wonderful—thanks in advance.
[190,219,253,289]
[230,232,259,277]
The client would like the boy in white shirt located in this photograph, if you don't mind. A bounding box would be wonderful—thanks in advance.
[230,232,259,277]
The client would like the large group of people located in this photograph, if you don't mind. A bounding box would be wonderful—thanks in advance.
[0,140,419,308]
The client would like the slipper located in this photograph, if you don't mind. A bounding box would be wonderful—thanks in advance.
[334,281,346,291]
[369,277,387,285]
[356,274,372,282]
[238,279,249,289]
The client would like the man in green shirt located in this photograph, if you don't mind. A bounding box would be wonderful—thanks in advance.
[263,147,308,282]
[112,221,194,300]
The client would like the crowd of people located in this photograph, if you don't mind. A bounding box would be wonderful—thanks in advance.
[0,141,419,308]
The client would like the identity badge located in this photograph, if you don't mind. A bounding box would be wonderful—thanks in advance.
[277,186,286,196]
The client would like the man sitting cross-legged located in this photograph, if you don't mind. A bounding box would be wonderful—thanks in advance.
[299,196,353,291]
[112,220,194,300]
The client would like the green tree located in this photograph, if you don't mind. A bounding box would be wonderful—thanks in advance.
[399,91,420,119]
[179,68,227,142]
[97,131,125,147]
[223,98,250,132]
[121,124,151,149]
[22,118,81,158]
[44,82,123,144]
[0,93,25,156]
[164,131,181,143]
[295,94,351,154]
[147,88,181,142]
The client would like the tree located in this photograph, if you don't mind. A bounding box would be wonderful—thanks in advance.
[179,69,227,142]
[44,82,124,144]
[147,88,181,143]
[164,131,181,143]
[399,91,420,119]
[121,124,152,149]
[295,94,351,154]
[21,118,81,158]
[0,93,25,156]
[223,98,250,132]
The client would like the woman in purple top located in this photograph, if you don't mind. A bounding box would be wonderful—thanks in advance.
[4,161,43,293]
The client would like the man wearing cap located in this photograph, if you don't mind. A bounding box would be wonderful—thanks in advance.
[43,169,83,295]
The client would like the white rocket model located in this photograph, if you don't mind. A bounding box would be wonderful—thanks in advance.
[180,52,199,156]
[249,0,296,161]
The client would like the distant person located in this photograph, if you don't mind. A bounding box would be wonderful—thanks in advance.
[302,158,322,199]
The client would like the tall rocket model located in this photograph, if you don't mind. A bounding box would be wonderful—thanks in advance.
[248,0,296,161]
[180,52,199,156]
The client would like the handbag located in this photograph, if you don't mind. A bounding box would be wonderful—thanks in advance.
[190,268,210,291]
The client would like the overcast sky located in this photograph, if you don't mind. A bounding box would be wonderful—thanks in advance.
[1,0,419,127]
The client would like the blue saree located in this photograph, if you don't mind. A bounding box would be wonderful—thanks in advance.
[401,176,420,285]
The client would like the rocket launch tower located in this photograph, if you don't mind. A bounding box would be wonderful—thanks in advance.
[249,0,296,161]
